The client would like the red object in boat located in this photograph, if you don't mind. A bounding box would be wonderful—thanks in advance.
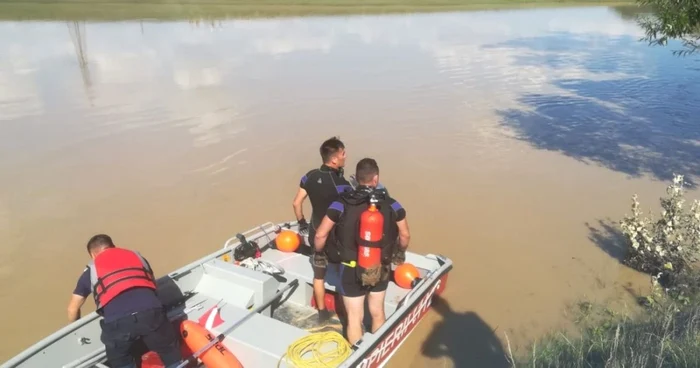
[358,203,383,269]
[197,305,225,329]
[141,344,193,368]
[310,292,337,313]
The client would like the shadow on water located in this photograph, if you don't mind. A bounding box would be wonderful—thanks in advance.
[491,32,700,186]
[586,219,628,263]
[421,296,510,368]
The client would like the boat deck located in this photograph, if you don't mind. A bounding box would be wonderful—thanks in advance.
[164,247,415,367]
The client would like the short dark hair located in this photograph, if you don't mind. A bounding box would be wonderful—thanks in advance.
[87,234,115,253]
[356,158,379,184]
[320,137,345,164]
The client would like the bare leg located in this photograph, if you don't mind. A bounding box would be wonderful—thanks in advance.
[367,290,386,333]
[343,295,365,344]
[310,228,327,316]
[312,259,329,322]
[313,278,326,310]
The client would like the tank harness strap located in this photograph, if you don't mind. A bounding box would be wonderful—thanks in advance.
[358,238,383,248]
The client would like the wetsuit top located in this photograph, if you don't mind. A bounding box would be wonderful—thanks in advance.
[300,164,353,230]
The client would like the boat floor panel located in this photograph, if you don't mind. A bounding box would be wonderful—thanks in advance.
[221,305,312,367]
[272,302,343,334]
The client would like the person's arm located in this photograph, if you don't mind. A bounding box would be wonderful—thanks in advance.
[67,294,87,322]
[392,199,409,250]
[68,269,91,322]
[314,200,344,252]
[396,218,411,250]
[314,215,336,252]
[292,187,308,222]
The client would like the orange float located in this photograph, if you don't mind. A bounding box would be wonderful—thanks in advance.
[394,263,420,289]
[179,320,243,368]
[275,230,300,252]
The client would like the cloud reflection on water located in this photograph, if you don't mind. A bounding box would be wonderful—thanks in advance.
[0,6,695,181]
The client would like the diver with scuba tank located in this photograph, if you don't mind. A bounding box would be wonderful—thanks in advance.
[313,158,411,345]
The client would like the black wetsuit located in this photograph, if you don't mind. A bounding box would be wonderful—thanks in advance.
[299,164,352,278]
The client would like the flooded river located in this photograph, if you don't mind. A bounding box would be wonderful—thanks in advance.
[2,5,700,366]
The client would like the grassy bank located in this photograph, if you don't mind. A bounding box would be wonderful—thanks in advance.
[0,0,635,21]
[515,301,700,367]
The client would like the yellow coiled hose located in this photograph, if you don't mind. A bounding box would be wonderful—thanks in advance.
[277,331,352,368]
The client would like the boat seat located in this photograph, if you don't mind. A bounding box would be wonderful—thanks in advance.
[262,250,343,293]
[197,259,280,313]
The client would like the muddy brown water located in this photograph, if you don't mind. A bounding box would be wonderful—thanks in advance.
[2,6,700,367]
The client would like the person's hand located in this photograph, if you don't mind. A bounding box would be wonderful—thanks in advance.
[298,218,309,236]
[392,248,406,265]
[313,251,328,269]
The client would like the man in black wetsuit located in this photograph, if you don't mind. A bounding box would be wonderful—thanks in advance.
[292,137,352,322]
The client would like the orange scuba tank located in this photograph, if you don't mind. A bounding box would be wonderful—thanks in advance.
[180,320,243,368]
[358,201,383,269]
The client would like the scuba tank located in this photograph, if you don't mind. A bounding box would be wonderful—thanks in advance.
[358,193,384,269]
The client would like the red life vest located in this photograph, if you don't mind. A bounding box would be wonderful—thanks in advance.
[88,247,157,310]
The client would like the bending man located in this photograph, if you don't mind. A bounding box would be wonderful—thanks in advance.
[67,234,181,368]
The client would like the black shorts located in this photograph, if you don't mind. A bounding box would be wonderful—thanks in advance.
[313,263,326,280]
[338,264,389,297]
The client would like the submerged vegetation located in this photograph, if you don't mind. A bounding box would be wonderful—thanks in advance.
[517,175,700,367]
[0,0,633,21]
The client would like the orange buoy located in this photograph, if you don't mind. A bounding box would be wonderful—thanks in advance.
[394,263,420,289]
[275,230,300,253]
[179,320,243,368]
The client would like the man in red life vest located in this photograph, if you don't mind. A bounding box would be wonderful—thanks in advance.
[314,158,411,345]
[67,234,181,368]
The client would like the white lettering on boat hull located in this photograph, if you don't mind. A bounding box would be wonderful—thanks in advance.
[356,277,443,368]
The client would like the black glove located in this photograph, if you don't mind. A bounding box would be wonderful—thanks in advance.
[298,218,309,236]
[313,251,328,268]
[392,248,406,265]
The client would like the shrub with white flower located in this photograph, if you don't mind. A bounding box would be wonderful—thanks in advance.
[620,174,700,296]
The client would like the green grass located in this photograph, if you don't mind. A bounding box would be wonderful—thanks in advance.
[517,302,700,367]
[0,0,635,21]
